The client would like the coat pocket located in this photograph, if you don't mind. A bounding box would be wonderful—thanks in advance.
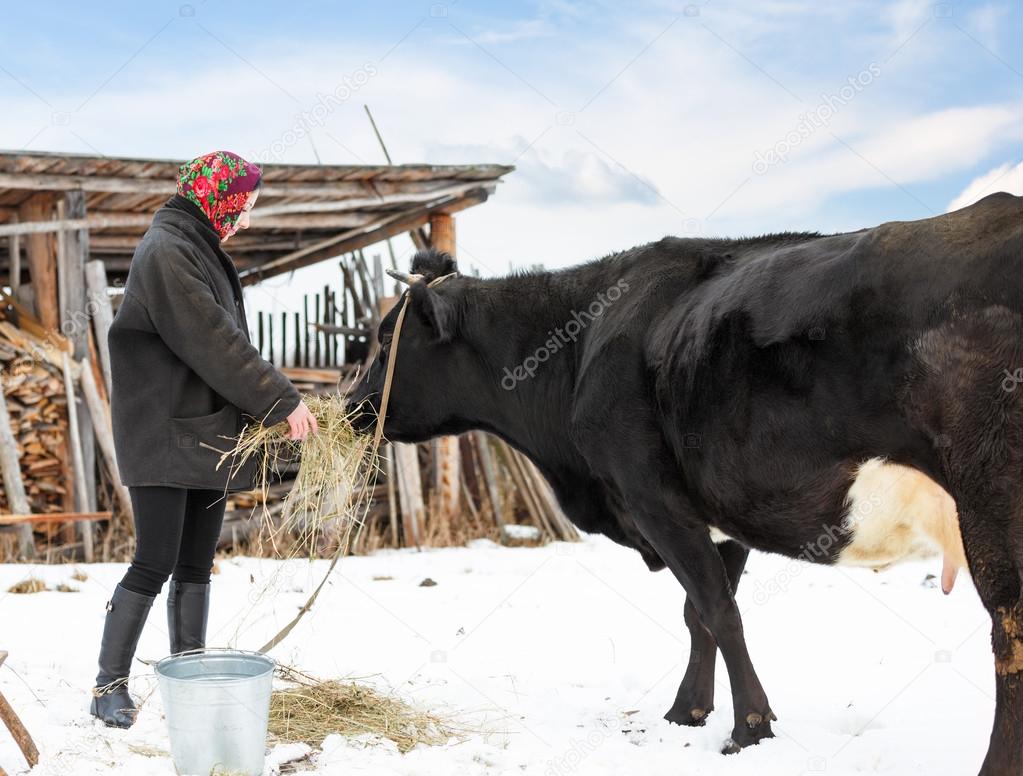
[166,404,246,486]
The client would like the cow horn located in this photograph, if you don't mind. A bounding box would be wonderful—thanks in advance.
[386,269,425,285]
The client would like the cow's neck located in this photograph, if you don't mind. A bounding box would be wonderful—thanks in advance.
[458,274,600,473]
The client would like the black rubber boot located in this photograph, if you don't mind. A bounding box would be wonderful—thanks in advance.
[90,584,154,728]
[167,580,210,655]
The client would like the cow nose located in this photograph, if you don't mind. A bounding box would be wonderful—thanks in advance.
[344,387,378,435]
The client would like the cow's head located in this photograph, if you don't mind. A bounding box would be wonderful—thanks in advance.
[348,249,484,443]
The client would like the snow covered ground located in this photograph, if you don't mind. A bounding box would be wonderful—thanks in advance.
[0,534,998,775]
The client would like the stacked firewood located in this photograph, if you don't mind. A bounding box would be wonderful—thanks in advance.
[0,327,69,515]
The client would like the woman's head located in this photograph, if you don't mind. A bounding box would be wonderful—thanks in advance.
[176,151,262,242]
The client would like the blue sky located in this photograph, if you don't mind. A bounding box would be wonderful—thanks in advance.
[3,0,1023,311]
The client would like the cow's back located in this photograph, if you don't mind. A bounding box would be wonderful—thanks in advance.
[617,192,1023,553]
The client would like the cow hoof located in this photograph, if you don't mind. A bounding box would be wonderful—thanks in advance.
[663,704,712,727]
[720,710,776,753]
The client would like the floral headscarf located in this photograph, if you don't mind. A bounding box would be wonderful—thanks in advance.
[176,151,262,240]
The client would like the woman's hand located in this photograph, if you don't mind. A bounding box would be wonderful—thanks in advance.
[285,400,319,441]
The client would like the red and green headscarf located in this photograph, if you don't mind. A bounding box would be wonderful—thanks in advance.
[176,151,262,240]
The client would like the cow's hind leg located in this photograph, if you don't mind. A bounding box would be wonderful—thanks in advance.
[665,540,749,727]
[910,307,1023,774]
[955,491,1023,776]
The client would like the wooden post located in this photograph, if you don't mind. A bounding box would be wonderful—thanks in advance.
[384,444,399,546]
[302,296,310,368]
[372,253,384,302]
[58,191,96,551]
[0,651,38,770]
[473,431,504,526]
[280,312,287,368]
[61,353,94,561]
[323,285,333,366]
[84,260,114,394]
[8,214,20,294]
[429,212,461,520]
[393,442,423,548]
[313,294,321,367]
[0,396,35,559]
[78,356,133,526]
[268,315,275,365]
[18,194,58,332]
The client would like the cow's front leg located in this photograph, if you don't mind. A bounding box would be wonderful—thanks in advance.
[665,540,749,727]
[630,504,774,752]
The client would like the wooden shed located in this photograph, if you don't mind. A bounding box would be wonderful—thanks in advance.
[0,150,575,563]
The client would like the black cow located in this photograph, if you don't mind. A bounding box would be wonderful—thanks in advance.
[350,192,1023,775]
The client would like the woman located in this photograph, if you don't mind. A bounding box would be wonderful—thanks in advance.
[91,150,318,728]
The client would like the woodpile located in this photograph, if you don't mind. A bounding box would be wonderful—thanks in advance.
[0,299,120,561]
[0,332,69,516]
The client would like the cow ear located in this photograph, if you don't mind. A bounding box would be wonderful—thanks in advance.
[409,282,458,342]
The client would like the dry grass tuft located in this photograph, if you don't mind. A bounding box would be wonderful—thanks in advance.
[268,667,462,753]
[8,577,48,594]
[125,743,169,758]
[71,568,89,582]
[55,582,79,593]
[219,392,378,560]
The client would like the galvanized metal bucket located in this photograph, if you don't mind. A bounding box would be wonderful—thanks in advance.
[155,648,275,776]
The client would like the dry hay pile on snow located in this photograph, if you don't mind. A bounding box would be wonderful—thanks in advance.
[268,667,463,752]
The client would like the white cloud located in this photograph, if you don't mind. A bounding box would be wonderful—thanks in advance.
[468,19,555,45]
[4,4,1023,327]
[967,2,1009,52]
[882,0,935,43]
[947,160,1023,211]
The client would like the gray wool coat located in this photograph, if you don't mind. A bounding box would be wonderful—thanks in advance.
[108,194,301,492]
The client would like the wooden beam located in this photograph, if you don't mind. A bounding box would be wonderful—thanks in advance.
[60,191,90,358]
[0,511,111,525]
[239,188,491,286]
[0,171,509,199]
[0,396,35,559]
[18,194,58,331]
[0,210,377,238]
[253,183,481,217]
[84,261,114,394]
[88,235,309,252]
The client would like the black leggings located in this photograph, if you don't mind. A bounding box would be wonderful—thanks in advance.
[119,486,226,597]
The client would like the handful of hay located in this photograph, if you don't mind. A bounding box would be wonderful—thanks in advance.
[269,667,462,752]
[218,392,379,558]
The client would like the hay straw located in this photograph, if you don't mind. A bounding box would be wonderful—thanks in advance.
[269,667,463,752]
[7,577,48,594]
[218,392,379,560]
